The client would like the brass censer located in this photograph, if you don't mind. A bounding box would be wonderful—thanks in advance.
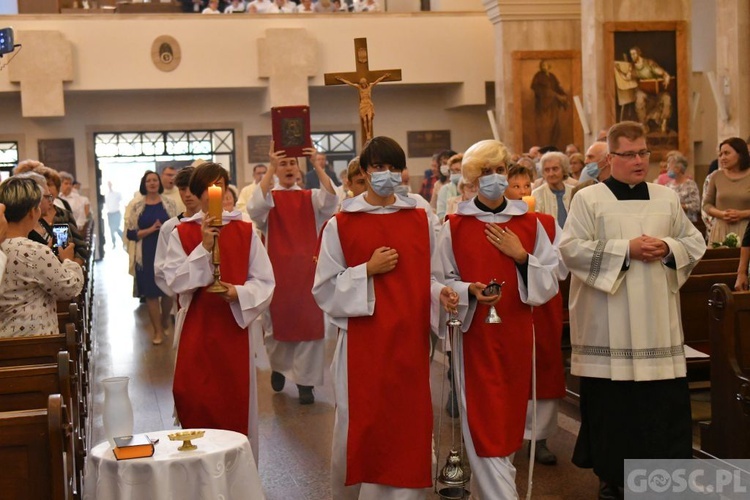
[434,312,471,499]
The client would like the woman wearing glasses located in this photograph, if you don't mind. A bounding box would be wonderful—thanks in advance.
[702,137,750,245]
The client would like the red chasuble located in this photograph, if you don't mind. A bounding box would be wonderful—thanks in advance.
[337,209,433,488]
[531,213,566,399]
[448,212,536,457]
[266,190,324,342]
[173,220,253,435]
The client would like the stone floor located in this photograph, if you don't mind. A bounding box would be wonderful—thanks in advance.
[87,245,600,499]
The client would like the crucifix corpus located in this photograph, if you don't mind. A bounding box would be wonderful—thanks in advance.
[324,38,402,145]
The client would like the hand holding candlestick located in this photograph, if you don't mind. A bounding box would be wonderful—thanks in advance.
[205,185,228,294]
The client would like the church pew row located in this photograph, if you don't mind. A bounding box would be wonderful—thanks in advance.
[0,394,77,500]
[692,257,740,276]
[0,326,87,478]
[702,247,741,260]
[699,284,750,459]
[0,351,84,496]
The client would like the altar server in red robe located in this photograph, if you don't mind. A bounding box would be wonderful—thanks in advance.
[164,162,275,462]
[313,136,456,500]
[503,163,568,466]
[247,143,338,404]
[435,139,559,499]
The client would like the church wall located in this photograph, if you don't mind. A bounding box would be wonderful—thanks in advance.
[0,13,495,199]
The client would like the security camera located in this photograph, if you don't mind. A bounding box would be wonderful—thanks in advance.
[0,27,15,57]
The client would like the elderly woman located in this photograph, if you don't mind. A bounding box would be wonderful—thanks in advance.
[0,177,83,338]
[531,151,574,227]
[702,137,750,244]
[665,153,700,223]
[126,170,178,345]
[435,139,559,498]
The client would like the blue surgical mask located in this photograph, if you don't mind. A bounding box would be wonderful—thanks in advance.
[370,171,402,197]
[579,162,600,184]
[450,172,462,186]
[394,184,409,196]
[667,170,677,179]
[478,173,508,201]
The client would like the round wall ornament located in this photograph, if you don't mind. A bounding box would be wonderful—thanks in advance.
[151,35,181,72]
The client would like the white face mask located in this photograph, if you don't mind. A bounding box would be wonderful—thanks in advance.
[369,171,402,197]
[478,173,508,201]
[440,163,450,177]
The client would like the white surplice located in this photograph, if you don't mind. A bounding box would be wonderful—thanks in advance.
[162,210,275,462]
[435,198,560,500]
[247,183,337,387]
[312,194,444,500]
[559,182,706,382]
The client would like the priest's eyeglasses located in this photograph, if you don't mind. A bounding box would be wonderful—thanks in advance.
[610,150,651,160]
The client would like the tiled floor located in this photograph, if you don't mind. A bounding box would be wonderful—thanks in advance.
[88,246,599,499]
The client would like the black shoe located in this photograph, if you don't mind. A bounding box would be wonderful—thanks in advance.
[598,480,624,500]
[534,439,557,465]
[270,371,285,392]
[297,385,315,405]
[445,390,459,418]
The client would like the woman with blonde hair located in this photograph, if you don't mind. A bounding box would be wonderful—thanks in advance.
[435,139,559,498]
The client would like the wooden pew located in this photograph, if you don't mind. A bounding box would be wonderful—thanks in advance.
[0,394,76,500]
[692,258,740,276]
[702,247,740,260]
[0,328,75,368]
[699,284,750,458]
[0,352,84,495]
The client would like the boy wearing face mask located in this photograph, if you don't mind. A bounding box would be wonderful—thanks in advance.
[313,136,457,500]
[435,139,560,499]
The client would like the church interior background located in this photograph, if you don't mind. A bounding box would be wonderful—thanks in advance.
[0,0,748,498]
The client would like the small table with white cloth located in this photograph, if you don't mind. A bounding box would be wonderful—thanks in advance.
[84,428,265,499]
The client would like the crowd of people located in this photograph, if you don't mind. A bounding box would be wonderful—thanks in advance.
[5,121,750,499]
[192,0,381,14]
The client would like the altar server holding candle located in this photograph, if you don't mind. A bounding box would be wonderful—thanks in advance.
[164,162,274,462]
[247,141,338,405]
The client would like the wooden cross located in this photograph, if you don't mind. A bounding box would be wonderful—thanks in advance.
[324,38,402,146]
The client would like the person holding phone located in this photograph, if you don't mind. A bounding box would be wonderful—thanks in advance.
[0,177,83,338]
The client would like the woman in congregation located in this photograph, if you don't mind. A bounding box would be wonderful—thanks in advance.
[164,162,274,464]
[0,177,83,338]
[702,137,750,245]
[126,170,178,345]
[435,139,559,498]
[665,152,700,223]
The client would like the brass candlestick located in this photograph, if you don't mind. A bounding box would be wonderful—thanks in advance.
[206,218,228,294]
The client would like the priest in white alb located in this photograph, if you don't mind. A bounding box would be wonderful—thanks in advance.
[163,162,275,462]
[559,121,706,498]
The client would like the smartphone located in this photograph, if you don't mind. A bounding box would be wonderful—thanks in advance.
[0,27,14,56]
[52,224,70,250]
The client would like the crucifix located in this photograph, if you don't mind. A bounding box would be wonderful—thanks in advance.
[324,38,402,145]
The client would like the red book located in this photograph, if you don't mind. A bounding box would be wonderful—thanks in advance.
[271,106,312,157]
